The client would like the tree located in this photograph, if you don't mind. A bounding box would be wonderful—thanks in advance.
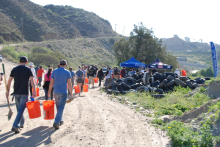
[113,23,178,70]
[173,34,179,38]
[0,36,5,44]
[185,37,190,42]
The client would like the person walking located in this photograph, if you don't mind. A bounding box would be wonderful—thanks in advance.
[68,67,75,98]
[34,64,39,75]
[97,68,104,87]
[37,66,44,87]
[6,56,36,133]
[81,66,86,91]
[75,66,84,95]
[86,66,90,78]
[43,68,52,100]
[48,60,73,129]
[88,66,96,88]
[28,62,37,96]
[94,65,98,77]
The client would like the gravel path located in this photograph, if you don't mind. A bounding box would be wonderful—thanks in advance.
[0,60,171,147]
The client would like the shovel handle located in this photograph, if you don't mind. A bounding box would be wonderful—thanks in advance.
[2,63,10,109]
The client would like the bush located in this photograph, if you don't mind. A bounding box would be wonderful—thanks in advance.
[0,46,28,62]
[0,36,5,43]
[40,36,44,41]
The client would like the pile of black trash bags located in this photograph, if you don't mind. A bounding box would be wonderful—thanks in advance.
[103,72,210,98]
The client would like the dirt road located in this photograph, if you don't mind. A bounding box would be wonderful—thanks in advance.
[0,60,171,147]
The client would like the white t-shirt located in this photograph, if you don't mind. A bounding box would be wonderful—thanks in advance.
[30,67,37,83]
[106,70,112,79]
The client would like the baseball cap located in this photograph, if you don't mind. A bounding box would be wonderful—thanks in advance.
[20,56,28,62]
[60,59,67,65]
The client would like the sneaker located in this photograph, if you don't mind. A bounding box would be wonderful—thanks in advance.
[60,121,64,126]
[20,126,24,129]
[53,123,59,129]
[11,127,20,133]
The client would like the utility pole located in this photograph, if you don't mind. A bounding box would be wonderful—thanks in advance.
[21,18,23,42]
[115,24,117,36]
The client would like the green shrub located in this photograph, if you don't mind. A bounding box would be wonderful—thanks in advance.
[151,119,163,125]
[0,36,5,43]
[199,87,206,93]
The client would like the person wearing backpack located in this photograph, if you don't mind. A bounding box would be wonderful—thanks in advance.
[75,66,84,95]
[88,65,96,88]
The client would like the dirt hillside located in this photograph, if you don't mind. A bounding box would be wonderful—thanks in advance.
[0,60,171,147]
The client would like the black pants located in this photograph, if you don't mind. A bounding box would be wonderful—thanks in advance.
[99,77,102,86]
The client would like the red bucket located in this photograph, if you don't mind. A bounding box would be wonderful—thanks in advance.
[94,78,98,83]
[74,86,80,93]
[26,100,41,119]
[43,100,54,120]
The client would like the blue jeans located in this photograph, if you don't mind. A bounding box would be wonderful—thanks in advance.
[38,77,42,87]
[54,93,67,124]
[44,89,48,100]
[13,95,28,128]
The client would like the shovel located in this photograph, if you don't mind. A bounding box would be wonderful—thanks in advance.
[2,63,13,120]
[66,97,75,103]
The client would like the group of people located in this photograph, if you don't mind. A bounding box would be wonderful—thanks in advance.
[4,56,158,134]
[5,57,108,133]
[104,67,148,81]
[6,57,77,133]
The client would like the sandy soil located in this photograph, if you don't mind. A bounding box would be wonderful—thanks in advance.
[0,60,171,147]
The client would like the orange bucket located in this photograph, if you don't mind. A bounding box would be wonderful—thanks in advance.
[94,78,98,83]
[85,78,89,84]
[32,88,39,96]
[182,70,187,76]
[26,100,41,119]
[43,100,54,120]
[83,85,88,92]
[74,86,80,93]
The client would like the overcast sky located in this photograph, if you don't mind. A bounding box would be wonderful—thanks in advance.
[30,0,219,44]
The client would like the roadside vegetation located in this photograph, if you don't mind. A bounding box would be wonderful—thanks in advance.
[123,86,210,117]
[115,78,220,146]
[0,37,118,69]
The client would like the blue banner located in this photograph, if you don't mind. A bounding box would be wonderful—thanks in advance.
[210,42,218,77]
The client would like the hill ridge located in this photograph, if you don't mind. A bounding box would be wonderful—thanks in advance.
[0,0,115,42]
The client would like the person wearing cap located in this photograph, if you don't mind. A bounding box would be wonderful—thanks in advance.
[48,59,73,129]
[75,66,84,95]
[28,62,37,96]
[37,66,44,87]
[35,64,39,75]
[6,56,36,133]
